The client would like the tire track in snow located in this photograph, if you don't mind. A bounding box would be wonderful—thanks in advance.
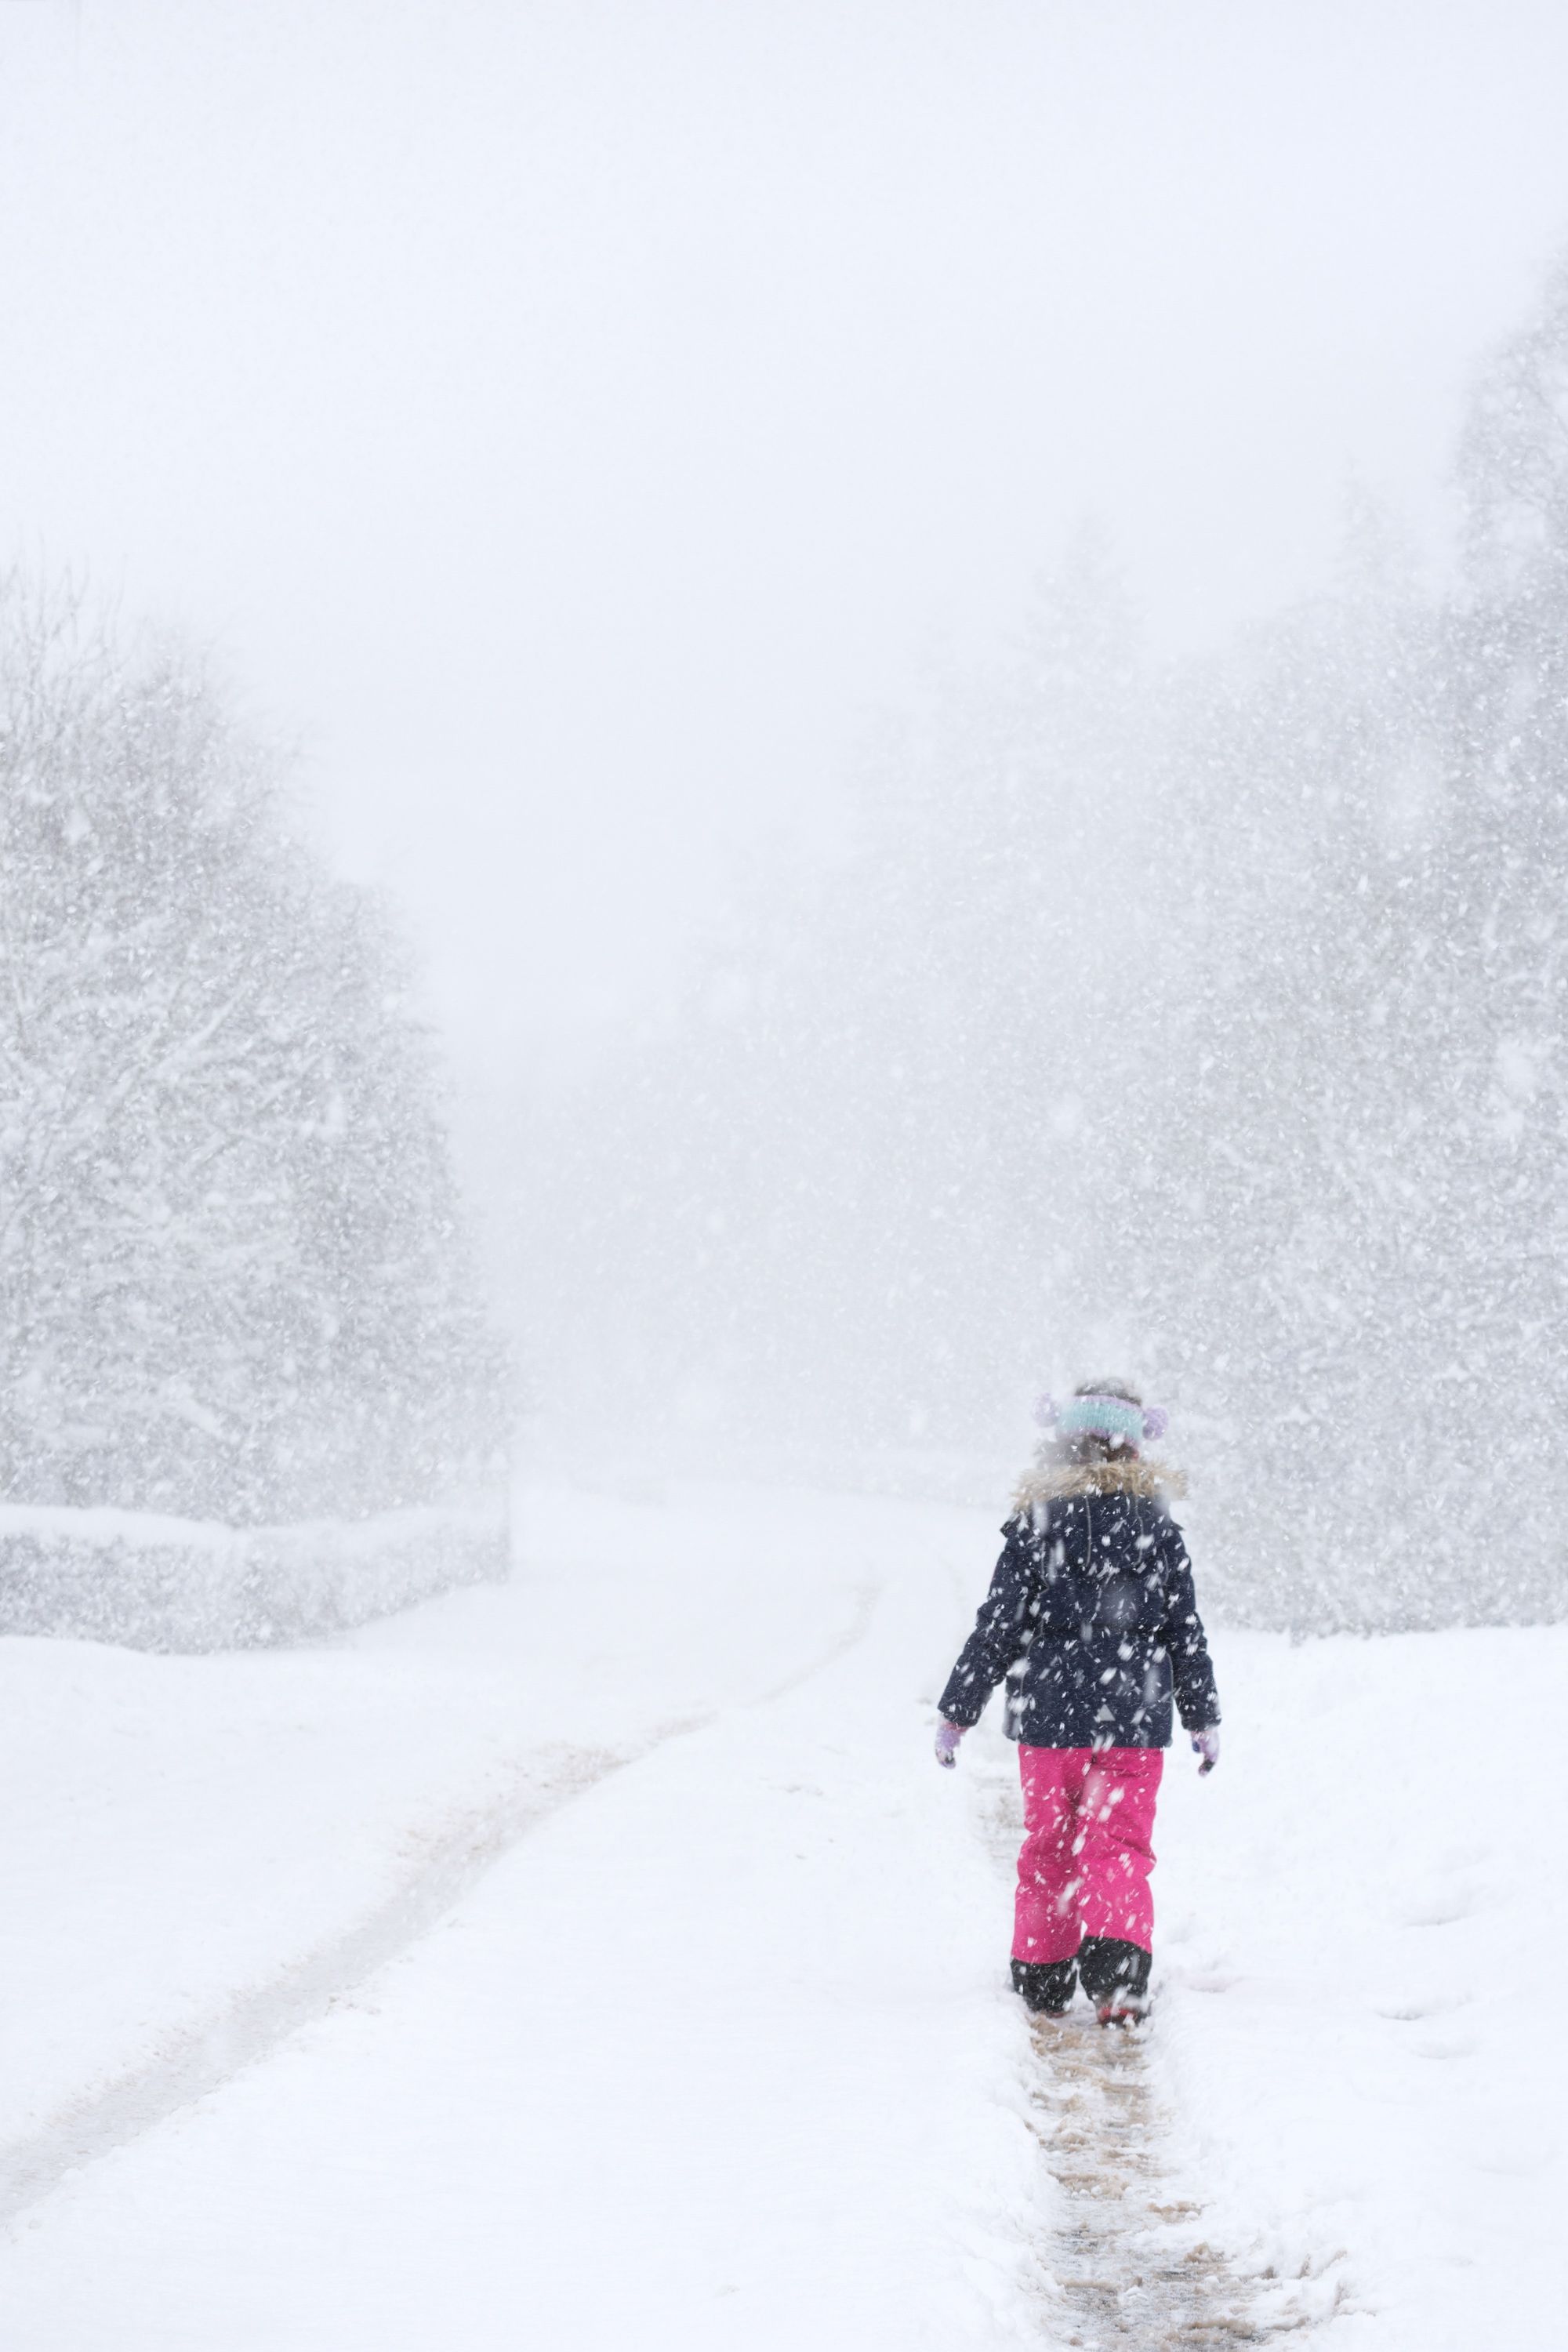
[0,1580,882,2228]
[974,1761,1313,2347]
[0,1738,635,2228]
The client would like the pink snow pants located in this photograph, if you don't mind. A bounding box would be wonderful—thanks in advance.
[1012,1744,1163,1964]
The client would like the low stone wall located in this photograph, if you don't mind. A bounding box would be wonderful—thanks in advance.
[0,1499,510,1652]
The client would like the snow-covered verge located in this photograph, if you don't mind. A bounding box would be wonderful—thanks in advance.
[1145,1623,1568,2348]
[0,1484,1559,2347]
[0,1498,509,1649]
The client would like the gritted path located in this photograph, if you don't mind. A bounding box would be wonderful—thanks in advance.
[975,1757,1316,2347]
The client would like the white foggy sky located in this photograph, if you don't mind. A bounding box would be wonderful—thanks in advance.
[2,0,1568,1062]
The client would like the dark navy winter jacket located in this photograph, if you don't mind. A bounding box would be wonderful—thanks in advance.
[938,1472,1219,1749]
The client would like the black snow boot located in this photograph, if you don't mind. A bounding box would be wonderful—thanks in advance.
[1076,1936,1151,2024]
[1011,1956,1078,2016]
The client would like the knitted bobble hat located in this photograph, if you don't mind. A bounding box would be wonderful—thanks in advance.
[1034,1384,1168,1449]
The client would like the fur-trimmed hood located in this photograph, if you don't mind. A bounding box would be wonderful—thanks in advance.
[1012,1453,1188,1512]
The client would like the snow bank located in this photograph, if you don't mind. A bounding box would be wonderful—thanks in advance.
[0,1497,509,1650]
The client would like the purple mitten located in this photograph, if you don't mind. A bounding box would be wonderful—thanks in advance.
[935,1719,965,1769]
[1192,1727,1221,1776]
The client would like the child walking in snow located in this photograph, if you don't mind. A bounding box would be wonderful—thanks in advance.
[934,1380,1219,2025]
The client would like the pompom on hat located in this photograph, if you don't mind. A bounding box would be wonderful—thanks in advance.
[1034,1388,1168,1448]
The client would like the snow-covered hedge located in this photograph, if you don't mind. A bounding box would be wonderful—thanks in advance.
[0,1499,509,1652]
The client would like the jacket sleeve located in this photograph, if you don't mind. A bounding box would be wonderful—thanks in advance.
[1159,1516,1220,1732]
[937,1521,1039,1728]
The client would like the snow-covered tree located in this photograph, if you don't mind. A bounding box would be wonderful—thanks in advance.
[0,583,509,1520]
[527,254,1568,1632]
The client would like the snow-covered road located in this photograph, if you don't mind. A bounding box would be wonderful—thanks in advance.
[0,1484,1563,2348]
